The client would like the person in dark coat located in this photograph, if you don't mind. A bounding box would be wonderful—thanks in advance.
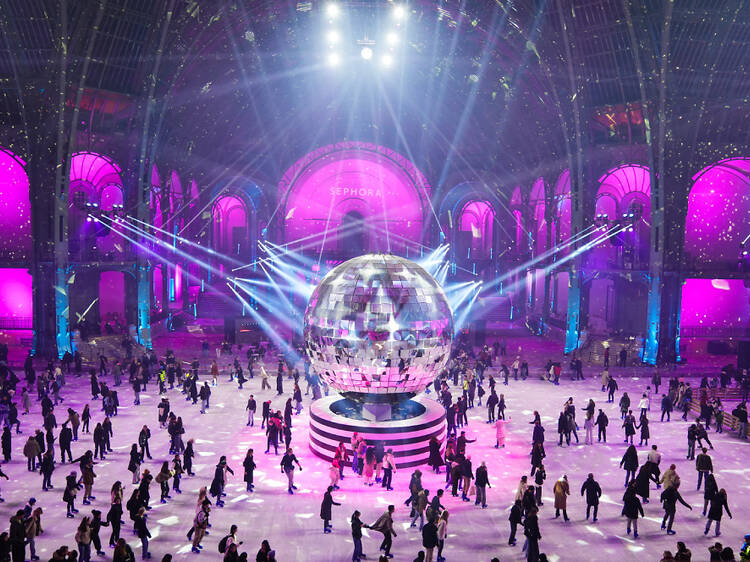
[40,449,55,491]
[622,409,636,444]
[59,423,73,463]
[702,472,718,516]
[243,449,256,492]
[634,461,659,503]
[320,486,340,533]
[660,482,692,534]
[622,483,644,538]
[523,507,541,561]
[474,460,490,508]
[580,473,602,521]
[209,456,234,507]
[8,510,25,562]
[636,415,650,446]
[2,426,11,462]
[620,445,638,487]
[421,516,439,561]
[508,499,523,546]
[530,442,545,476]
[557,412,570,446]
[133,507,151,559]
[595,409,608,442]
[184,439,195,476]
[705,488,732,536]
[427,437,443,473]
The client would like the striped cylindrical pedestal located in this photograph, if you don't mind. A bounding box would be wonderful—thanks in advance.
[309,394,446,468]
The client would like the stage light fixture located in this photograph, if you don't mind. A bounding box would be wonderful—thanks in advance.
[327,30,340,44]
[326,3,340,17]
[393,5,406,19]
[381,53,393,67]
[360,46,373,60]
[386,31,399,45]
[327,52,340,66]
[86,216,92,222]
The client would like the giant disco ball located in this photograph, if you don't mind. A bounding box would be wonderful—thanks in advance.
[304,254,453,399]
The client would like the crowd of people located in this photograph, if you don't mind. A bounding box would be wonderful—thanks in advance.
[0,333,748,562]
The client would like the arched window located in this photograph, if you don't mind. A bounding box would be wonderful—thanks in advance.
[69,152,124,259]
[212,195,248,255]
[458,200,494,259]
[0,147,31,260]
[554,170,571,249]
[530,177,546,256]
[510,186,524,252]
[591,164,651,269]
[685,158,750,268]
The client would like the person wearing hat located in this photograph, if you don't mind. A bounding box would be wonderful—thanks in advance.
[22,497,36,519]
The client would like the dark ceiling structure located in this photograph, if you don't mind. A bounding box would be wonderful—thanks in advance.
[2,0,750,194]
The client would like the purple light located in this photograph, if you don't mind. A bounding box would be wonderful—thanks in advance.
[0,268,32,321]
[458,200,494,258]
[0,147,31,259]
[212,195,247,253]
[680,278,750,329]
[685,158,750,266]
[99,271,125,328]
[280,142,429,253]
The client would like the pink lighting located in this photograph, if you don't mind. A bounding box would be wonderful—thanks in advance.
[280,142,429,254]
[458,200,494,258]
[0,268,33,322]
[99,271,125,329]
[0,147,32,259]
[530,177,546,255]
[212,195,248,254]
[685,158,750,267]
[681,278,750,330]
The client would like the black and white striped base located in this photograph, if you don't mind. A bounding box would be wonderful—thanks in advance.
[308,395,446,468]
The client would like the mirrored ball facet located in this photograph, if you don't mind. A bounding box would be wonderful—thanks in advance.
[303,254,453,398]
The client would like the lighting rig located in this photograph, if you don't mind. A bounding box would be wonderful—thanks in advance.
[324,2,406,69]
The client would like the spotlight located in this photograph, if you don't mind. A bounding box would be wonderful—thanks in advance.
[327,52,340,66]
[326,3,340,17]
[86,216,92,222]
[386,31,399,46]
[381,53,393,67]
[327,30,340,44]
[360,46,373,60]
[393,5,406,19]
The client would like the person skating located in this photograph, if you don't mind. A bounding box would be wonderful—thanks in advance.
[280,447,302,494]
[623,410,636,444]
[620,445,638,487]
[508,499,522,546]
[350,510,369,562]
[209,456,234,507]
[660,482,692,535]
[474,461,490,508]
[382,448,396,491]
[704,488,732,537]
[320,486,340,533]
[246,395,256,427]
[622,482,644,538]
[370,505,397,559]
[580,473,602,521]
[242,448,256,492]
[63,471,81,518]
[702,472,718,515]
[553,475,570,521]
[523,506,542,562]
[595,409,608,442]
[421,515,439,562]
[696,447,714,490]
[155,461,172,503]
[190,500,210,554]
